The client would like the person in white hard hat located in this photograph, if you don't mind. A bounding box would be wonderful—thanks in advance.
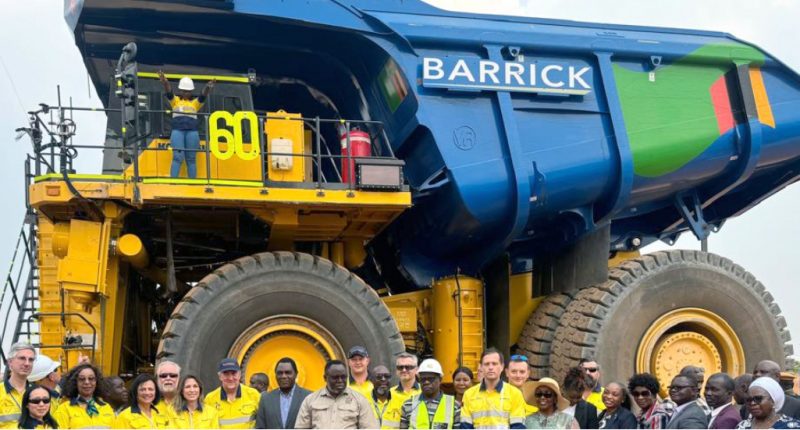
[157,71,216,179]
[398,359,460,429]
[27,354,62,409]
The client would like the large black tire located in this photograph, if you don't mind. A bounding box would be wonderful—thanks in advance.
[517,292,575,379]
[549,250,793,384]
[157,251,405,385]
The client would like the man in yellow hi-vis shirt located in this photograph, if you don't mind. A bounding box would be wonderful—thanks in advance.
[461,348,526,429]
[348,346,374,400]
[0,342,35,429]
[381,353,421,429]
[580,357,606,412]
[205,358,260,429]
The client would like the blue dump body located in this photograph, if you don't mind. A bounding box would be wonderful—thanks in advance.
[69,0,800,288]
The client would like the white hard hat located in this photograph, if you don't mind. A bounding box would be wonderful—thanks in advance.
[178,76,195,91]
[28,355,60,382]
[418,359,443,376]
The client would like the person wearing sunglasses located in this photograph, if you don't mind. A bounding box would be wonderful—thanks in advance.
[52,363,115,429]
[368,365,393,426]
[598,382,636,429]
[452,368,474,405]
[628,373,672,429]
[736,377,800,429]
[580,357,606,412]
[398,359,460,429]
[27,355,62,412]
[665,375,708,429]
[382,353,421,429]
[18,385,58,429]
[154,360,180,421]
[522,377,578,429]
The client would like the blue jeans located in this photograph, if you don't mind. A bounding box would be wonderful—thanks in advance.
[170,129,200,178]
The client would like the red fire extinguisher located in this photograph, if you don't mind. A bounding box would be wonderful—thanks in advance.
[340,128,371,184]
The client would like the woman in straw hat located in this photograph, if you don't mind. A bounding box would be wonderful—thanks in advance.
[523,377,579,429]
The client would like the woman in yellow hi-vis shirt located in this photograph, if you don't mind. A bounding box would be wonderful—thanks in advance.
[17,386,57,429]
[52,364,115,429]
[172,375,220,429]
[113,374,169,429]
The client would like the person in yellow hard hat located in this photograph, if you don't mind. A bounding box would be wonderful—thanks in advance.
[157,71,215,179]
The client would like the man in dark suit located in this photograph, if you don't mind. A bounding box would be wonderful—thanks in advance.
[255,357,312,429]
[705,373,742,429]
[752,360,800,419]
[666,375,710,429]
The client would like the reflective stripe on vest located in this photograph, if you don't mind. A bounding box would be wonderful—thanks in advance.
[471,410,510,420]
[219,415,253,426]
[75,426,111,429]
[409,395,454,429]
[0,413,20,423]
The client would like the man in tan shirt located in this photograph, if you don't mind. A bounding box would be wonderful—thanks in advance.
[295,360,378,429]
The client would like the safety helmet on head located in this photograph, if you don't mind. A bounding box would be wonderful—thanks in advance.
[418,358,443,376]
[178,76,195,91]
[28,355,60,382]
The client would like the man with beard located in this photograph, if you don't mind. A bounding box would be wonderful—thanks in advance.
[369,365,392,426]
[399,359,460,429]
[155,360,181,420]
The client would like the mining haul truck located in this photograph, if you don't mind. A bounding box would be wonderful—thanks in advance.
[3,0,799,392]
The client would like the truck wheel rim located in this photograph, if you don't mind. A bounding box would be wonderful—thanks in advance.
[636,307,744,397]
[229,315,345,390]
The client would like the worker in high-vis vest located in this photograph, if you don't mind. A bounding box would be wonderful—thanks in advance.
[382,353,421,429]
[204,358,260,429]
[398,359,460,429]
[461,348,527,429]
[0,342,35,429]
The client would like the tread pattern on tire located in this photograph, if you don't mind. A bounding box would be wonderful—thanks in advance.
[548,250,793,382]
[517,292,576,379]
[157,251,405,362]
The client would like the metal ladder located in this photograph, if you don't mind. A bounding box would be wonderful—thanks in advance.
[0,214,40,365]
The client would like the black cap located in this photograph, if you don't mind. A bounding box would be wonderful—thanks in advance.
[348,346,369,358]
[218,358,241,372]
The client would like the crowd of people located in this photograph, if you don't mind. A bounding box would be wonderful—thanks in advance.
[0,341,798,429]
